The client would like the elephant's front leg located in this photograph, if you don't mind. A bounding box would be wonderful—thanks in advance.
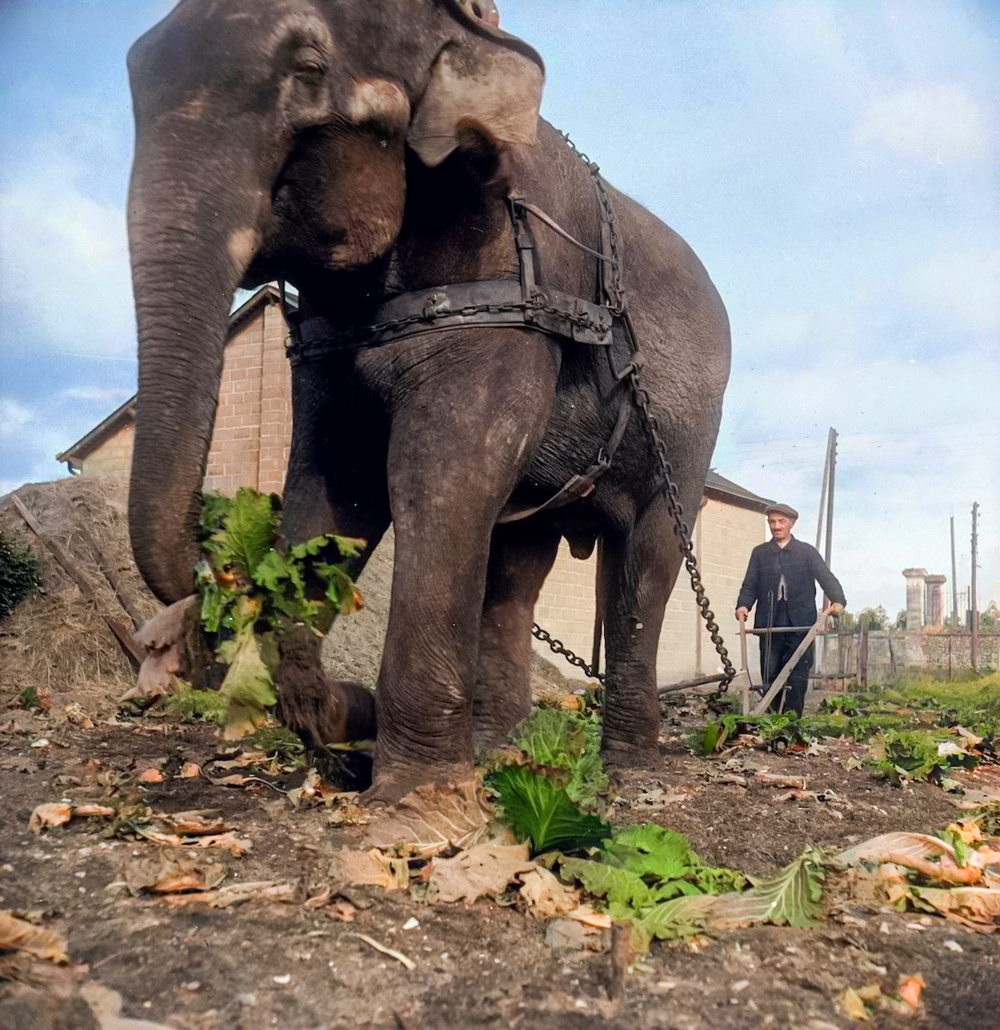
[367,340,557,802]
[474,521,562,748]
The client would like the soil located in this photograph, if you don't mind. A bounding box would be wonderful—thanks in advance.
[2,478,998,1029]
[2,698,998,1030]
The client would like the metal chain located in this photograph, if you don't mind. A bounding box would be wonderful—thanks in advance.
[289,292,611,364]
[532,624,604,684]
[533,133,736,693]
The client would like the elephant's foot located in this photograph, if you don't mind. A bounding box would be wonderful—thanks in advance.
[361,760,476,808]
[276,630,376,750]
[600,735,660,770]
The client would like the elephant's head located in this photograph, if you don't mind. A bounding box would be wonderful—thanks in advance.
[126,0,543,603]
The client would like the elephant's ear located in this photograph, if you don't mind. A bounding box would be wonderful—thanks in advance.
[408,42,544,167]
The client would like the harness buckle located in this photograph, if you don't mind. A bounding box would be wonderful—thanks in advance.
[422,292,450,320]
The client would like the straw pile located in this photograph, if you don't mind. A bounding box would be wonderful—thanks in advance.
[0,477,160,711]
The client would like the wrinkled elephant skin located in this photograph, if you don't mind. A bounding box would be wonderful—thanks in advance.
[126,0,730,802]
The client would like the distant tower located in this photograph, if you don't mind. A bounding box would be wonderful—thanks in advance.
[902,568,928,630]
[924,575,947,627]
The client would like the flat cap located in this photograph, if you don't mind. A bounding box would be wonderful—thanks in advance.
[765,502,799,520]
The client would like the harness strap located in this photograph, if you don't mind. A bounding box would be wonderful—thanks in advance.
[497,389,631,524]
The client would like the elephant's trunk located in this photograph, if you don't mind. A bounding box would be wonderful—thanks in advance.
[127,145,261,604]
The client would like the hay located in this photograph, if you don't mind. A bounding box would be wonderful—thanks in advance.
[0,477,160,712]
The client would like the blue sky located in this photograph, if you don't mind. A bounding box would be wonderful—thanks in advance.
[1,0,997,614]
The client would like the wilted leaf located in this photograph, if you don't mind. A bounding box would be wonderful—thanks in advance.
[328,899,357,922]
[909,886,1000,930]
[28,803,72,833]
[427,842,535,904]
[123,853,227,896]
[518,866,580,918]
[0,910,67,963]
[558,857,658,912]
[897,973,925,1010]
[164,880,294,908]
[840,986,874,1021]
[707,847,827,930]
[361,780,492,854]
[327,848,409,891]
[138,767,165,783]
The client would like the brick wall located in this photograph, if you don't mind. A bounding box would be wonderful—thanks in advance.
[203,297,291,494]
[80,296,292,497]
[81,424,133,477]
[532,498,768,684]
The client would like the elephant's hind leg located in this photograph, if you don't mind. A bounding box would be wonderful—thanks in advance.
[599,504,680,767]
[474,521,562,748]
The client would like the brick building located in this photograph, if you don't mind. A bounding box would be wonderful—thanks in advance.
[57,286,292,493]
[58,284,771,685]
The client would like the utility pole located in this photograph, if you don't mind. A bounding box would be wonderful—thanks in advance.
[815,428,837,680]
[950,516,958,628]
[971,502,979,671]
[816,430,832,551]
[824,429,838,568]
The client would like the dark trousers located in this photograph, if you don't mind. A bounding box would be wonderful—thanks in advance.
[760,631,814,717]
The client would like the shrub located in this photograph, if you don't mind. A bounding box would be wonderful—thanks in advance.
[0,529,42,618]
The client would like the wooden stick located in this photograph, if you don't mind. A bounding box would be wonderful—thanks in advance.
[739,616,750,714]
[751,606,833,716]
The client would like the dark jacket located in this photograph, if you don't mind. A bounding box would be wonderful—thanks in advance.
[736,536,846,629]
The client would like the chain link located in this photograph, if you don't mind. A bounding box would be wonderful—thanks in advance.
[532,624,604,683]
[536,133,736,695]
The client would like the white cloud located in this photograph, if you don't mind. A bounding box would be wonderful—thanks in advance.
[0,397,34,436]
[905,249,1000,333]
[854,83,987,163]
[58,386,133,403]
[0,141,135,359]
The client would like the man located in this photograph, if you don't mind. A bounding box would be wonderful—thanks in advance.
[735,503,846,717]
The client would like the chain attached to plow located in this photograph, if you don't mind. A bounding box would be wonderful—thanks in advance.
[530,134,736,695]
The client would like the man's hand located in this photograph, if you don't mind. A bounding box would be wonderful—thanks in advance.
[829,603,845,615]
[735,607,750,622]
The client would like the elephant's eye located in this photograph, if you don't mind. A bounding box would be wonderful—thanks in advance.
[294,59,325,86]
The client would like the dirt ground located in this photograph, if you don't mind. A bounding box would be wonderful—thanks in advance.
[3,691,998,1030]
[3,479,998,1028]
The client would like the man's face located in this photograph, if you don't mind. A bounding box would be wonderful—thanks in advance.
[768,514,795,543]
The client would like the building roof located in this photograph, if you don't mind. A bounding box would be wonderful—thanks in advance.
[704,469,773,513]
[56,284,290,469]
[58,286,773,517]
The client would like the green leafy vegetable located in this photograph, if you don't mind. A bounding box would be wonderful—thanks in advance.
[509,707,609,810]
[194,489,364,737]
[490,765,610,854]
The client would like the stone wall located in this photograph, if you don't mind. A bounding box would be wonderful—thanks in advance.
[819,630,1000,682]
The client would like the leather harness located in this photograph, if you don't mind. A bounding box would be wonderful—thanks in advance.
[285,174,637,525]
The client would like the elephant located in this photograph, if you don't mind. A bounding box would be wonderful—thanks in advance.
[126,0,731,803]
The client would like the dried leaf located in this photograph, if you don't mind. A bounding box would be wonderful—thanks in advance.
[164,880,295,908]
[840,986,873,1021]
[328,900,357,922]
[897,973,925,1011]
[72,805,115,818]
[123,853,227,896]
[29,803,72,833]
[361,780,492,854]
[519,866,580,918]
[0,909,67,963]
[910,886,1000,930]
[137,767,165,784]
[327,848,410,891]
[427,842,535,904]
[303,886,331,910]
[180,762,202,779]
